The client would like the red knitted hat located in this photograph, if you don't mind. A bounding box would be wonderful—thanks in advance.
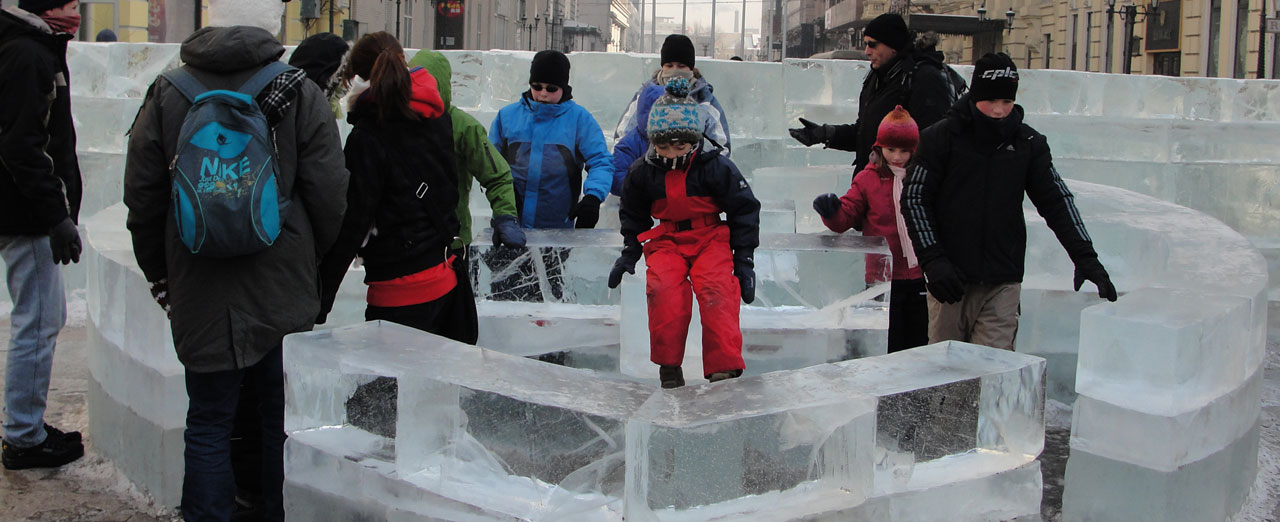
[874,106,919,152]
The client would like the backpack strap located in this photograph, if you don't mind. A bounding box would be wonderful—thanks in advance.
[161,67,209,103]
[237,61,294,98]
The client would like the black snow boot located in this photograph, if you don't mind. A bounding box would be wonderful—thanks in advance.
[659,366,685,389]
[707,369,744,383]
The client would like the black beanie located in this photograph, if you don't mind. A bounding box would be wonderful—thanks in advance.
[970,52,1020,101]
[289,33,350,89]
[19,0,73,14]
[529,50,571,89]
[660,34,696,68]
[863,13,910,52]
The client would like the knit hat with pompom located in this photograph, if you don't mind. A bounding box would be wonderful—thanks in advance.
[646,77,702,145]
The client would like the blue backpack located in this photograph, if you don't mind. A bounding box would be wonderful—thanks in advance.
[161,62,294,257]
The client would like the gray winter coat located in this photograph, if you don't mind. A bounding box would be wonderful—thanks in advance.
[124,26,348,373]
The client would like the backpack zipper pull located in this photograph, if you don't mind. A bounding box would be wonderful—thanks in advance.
[169,154,178,171]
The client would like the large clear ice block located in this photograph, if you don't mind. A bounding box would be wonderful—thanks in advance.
[749,165,855,233]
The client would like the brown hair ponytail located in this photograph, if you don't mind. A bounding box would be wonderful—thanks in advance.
[342,31,417,120]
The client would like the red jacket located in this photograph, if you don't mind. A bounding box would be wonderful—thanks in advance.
[821,164,924,283]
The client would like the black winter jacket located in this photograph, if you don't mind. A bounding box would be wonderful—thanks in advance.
[318,92,460,318]
[0,7,81,235]
[901,96,1099,285]
[619,146,760,262]
[827,52,951,173]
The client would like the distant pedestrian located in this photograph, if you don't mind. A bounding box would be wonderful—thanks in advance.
[94,28,116,42]
[0,0,87,471]
[901,53,1117,351]
[813,106,927,353]
[288,32,350,118]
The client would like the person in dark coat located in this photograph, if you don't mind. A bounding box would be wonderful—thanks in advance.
[122,0,349,518]
[609,78,761,389]
[288,32,349,117]
[901,53,1117,351]
[318,31,473,342]
[0,0,86,472]
[788,13,952,174]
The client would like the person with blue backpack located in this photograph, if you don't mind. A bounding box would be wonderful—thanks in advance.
[123,0,349,519]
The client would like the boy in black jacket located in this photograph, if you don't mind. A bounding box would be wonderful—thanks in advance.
[608,78,760,388]
[901,53,1117,351]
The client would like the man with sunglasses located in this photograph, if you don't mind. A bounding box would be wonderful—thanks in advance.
[788,13,953,175]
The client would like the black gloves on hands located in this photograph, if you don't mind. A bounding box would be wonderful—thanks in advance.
[788,118,833,147]
[813,193,841,220]
[922,257,966,304]
[733,250,755,304]
[149,278,172,319]
[49,217,81,265]
[569,195,602,229]
[491,215,527,248]
[608,255,637,289]
[1073,257,1118,302]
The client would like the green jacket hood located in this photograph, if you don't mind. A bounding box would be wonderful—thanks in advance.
[409,49,452,107]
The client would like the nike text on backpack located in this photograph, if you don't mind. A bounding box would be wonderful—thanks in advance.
[161,61,294,257]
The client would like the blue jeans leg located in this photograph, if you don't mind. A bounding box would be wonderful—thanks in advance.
[1,235,65,449]
[182,345,285,522]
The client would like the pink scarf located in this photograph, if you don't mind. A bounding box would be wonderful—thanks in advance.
[889,165,918,268]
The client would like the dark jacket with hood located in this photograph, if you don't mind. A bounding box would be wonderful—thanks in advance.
[0,6,82,235]
[317,67,460,320]
[901,95,1100,285]
[826,52,951,173]
[618,145,760,263]
[408,50,517,249]
[124,26,349,373]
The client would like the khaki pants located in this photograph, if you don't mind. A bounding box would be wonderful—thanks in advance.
[927,282,1021,351]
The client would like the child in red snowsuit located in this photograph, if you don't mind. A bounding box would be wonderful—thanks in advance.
[608,78,761,388]
[813,106,927,353]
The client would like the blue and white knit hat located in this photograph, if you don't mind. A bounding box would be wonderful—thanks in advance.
[647,77,702,145]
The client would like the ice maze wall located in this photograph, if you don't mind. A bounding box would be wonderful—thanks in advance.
[70,44,1271,519]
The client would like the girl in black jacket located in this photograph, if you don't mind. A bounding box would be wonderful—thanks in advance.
[317,32,475,343]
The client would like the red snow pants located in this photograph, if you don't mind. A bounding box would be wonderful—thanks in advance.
[643,224,746,377]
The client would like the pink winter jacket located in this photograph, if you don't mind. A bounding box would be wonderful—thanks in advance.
[821,165,925,284]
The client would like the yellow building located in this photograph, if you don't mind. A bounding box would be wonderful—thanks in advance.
[74,0,351,45]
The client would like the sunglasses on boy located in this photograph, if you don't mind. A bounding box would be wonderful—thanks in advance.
[529,83,560,93]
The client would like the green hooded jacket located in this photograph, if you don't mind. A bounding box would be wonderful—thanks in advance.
[408,50,517,248]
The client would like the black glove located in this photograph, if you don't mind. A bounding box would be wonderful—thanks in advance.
[788,117,832,147]
[48,217,81,265]
[1073,257,1118,302]
[149,278,172,319]
[608,255,637,289]
[733,249,755,304]
[569,195,602,229]
[922,257,966,304]
[491,215,527,248]
[813,193,841,220]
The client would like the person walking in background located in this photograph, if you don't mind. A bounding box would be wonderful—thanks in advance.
[485,50,612,301]
[288,32,350,119]
[788,13,953,174]
[901,53,1117,351]
[317,32,474,342]
[0,0,86,471]
[611,34,730,195]
[813,106,928,353]
[123,0,349,518]
[610,78,760,389]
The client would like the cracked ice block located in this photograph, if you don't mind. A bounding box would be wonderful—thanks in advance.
[623,371,878,521]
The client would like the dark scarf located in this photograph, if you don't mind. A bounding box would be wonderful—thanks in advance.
[968,101,1019,153]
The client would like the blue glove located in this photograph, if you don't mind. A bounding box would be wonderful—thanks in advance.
[491,216,526,248]
[813,193,841,219]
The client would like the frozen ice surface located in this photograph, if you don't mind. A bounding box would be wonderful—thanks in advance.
[749,165,855,233]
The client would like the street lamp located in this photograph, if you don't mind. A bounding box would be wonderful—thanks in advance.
[1005,8,1015,33]
[977,6,988,21]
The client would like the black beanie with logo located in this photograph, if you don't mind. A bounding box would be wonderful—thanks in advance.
[970,52,1020,102]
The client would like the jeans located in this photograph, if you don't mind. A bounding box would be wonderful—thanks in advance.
[183,345,285,522]
[1,235,66,449]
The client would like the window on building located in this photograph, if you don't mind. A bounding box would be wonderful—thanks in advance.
[404,0,413,47]
[1208,0,1222,76]
[1233,0,1250,78]
[1071,14,1079,70]
[1045,33,1052,68]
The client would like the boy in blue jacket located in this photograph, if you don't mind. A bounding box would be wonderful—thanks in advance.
[486,50,614,301]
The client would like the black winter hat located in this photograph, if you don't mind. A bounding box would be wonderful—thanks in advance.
[660,34,696,68]
[19,0,75,14]
[970,52,1019,101]
[289,33,350,89]
[863,13,911,52]
[529,50,571,89]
